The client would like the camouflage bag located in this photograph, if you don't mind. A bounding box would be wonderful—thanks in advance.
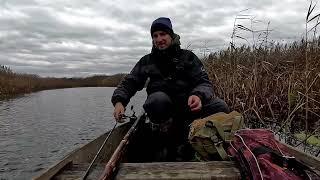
[188,111,244,161]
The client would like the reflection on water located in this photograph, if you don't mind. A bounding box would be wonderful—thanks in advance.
[0,87,146,179]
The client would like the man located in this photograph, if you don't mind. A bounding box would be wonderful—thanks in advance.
[111,17,229,161]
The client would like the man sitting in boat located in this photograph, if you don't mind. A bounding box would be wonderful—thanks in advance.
[111,17,229,161]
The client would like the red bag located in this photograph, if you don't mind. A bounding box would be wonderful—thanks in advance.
[228,129,320,180]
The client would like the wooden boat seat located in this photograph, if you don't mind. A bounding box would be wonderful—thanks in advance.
[115,161,241,180]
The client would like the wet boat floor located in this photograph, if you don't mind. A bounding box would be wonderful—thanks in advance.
[53,163,105,180]
[53,161,240,180]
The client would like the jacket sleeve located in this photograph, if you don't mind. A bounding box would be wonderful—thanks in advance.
[111,57,147,107]
[188,51,214,103]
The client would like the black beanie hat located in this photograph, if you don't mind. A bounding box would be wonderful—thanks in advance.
[150,17,174,37]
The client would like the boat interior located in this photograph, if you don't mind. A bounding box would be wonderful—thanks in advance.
[34,115,320,180]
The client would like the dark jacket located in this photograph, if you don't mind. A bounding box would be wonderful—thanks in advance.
[111,35,213,107]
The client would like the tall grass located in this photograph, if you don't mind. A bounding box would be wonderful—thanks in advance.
[204,3,320,137]
[204,39,320,128]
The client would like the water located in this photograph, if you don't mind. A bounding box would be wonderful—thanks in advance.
[0,87,146,180]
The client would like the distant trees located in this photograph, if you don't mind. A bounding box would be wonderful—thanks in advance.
[0,65,126,99]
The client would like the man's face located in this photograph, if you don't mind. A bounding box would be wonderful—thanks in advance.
[152,31,173,50]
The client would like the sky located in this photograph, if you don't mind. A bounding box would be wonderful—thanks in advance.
[0,0,318,77]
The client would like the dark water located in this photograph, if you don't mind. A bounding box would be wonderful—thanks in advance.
[0,87,146,180]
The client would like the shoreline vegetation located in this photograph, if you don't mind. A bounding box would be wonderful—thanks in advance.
[204,38,320,131]
[0,66,125,99]
[203,39,320,152]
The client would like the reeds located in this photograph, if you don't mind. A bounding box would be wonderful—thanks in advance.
[206,38,320,127]
[204,2,320,156]
[204,39,320,154]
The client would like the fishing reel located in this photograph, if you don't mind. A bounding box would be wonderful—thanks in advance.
[120,105,137,123]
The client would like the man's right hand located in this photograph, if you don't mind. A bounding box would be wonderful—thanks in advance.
[113,102,125,123]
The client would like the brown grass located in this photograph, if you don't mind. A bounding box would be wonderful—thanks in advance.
[203,2,320,137]
[203,39,320,132]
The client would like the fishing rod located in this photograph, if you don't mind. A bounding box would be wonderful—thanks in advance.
[82,106,136,180]
[81,121,118,180]
[99,112,141,180]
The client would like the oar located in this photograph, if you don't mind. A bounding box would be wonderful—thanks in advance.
[81,121,118,180]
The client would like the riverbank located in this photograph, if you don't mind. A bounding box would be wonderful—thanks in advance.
[0,66,125,100]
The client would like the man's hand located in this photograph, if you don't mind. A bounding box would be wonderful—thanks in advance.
[113,102,125,123]
[188,95,202,112]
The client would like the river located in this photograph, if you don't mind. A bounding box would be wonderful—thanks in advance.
[0,87,146,180]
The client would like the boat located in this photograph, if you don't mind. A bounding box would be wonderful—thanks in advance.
[33,113,320,180]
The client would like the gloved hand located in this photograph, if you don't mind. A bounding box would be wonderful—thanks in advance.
[113,102,125,123]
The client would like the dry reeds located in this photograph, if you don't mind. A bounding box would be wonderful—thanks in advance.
[204,3,320,141]
[205,35,320,136]
[204,40,320,147]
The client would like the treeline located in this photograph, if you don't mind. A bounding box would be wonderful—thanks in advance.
[204,39,320,132]
[0,65,125,99]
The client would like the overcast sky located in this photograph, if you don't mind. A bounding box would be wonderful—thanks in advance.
[0,0,318,77]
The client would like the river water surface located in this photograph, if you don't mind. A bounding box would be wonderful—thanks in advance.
[0,87,146,180]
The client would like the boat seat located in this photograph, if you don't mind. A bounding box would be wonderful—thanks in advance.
[115,161,241,180]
